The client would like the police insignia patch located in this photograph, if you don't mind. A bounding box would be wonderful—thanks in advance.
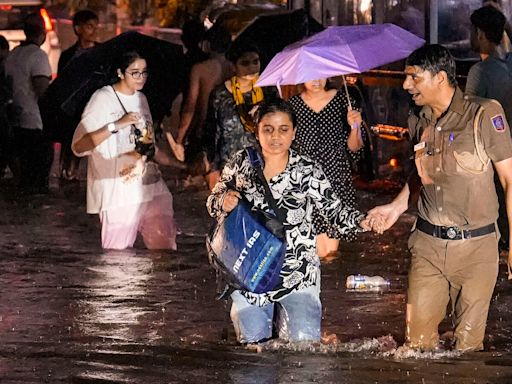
[491,114,506,132]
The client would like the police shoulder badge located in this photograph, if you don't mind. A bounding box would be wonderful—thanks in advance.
[491,114,506,132]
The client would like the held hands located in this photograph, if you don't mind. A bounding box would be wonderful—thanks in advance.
[222,190,241,213]
[363,203,403,234]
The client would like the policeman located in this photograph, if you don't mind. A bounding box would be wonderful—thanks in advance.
[367,44,512,351]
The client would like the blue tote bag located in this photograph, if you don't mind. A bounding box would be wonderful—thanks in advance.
[207,200,286,294]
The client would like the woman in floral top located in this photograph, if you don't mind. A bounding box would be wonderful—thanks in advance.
[207,99,369,344]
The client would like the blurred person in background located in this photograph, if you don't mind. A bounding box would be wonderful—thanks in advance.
[204,38,277,190]
[0,36,13,179]
[5,13,52,195]
[58,9,99,182]
[168,26,233,170]
[483,0,512,51]
[46,0,71,20]
[467,5,512,251]
[181,18,208,73]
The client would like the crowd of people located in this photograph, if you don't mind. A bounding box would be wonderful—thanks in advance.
[0,1,511,353]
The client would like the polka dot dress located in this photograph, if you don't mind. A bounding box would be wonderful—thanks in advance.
[289,90,364,241]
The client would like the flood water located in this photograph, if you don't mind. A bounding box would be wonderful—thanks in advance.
[1,172,512,384]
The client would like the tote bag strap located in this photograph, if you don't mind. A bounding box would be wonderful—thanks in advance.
[245,147,286,224]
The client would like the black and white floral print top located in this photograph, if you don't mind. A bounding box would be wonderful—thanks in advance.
[206,147,365,307]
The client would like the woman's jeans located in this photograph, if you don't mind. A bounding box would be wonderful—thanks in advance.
[230,283,321,344]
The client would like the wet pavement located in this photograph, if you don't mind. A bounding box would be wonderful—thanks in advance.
[1,169,512,384]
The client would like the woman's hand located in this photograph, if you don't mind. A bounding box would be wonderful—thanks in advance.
[347,108,364,152]
[116,112,141,130]
[222,190,241,213]
[347,109,363,129]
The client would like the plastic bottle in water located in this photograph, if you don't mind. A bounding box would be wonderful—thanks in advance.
[346,274,390,290]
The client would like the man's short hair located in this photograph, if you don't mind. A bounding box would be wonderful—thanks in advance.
[72,9,98,30]
[205,25,231,54]
[406,44,457,87]
[471,6,506,45]
[23,13,45,39]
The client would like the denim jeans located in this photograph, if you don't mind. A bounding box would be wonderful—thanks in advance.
[230,283,322,344]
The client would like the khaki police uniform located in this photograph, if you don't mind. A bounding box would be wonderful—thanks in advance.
[406,87,512,351]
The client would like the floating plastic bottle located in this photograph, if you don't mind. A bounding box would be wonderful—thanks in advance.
[346,274,390,290]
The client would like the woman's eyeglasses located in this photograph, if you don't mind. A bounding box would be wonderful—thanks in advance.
[126,71,149,79]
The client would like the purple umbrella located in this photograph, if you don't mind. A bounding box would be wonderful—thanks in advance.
[256,23,425,90]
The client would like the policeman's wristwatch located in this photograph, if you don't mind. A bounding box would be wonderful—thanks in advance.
[107,122,118,134]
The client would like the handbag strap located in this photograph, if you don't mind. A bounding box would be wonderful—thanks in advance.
[111,85,139,135]
[246,147,286,224]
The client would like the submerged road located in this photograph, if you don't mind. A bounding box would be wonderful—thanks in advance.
[0,171,512,384]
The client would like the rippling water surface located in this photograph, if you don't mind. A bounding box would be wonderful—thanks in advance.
[1,179,512,383]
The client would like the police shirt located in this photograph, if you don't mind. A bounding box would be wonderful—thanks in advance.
[409,87,512,229]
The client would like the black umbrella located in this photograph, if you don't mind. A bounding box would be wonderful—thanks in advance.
[233,8,324,71]
[41,31,185,142]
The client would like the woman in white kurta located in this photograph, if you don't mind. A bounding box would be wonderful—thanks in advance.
[72,51,176,250]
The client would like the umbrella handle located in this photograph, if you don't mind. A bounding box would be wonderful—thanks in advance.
[342,75,353,111]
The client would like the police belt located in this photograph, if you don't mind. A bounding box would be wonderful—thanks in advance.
[416,217,495,240]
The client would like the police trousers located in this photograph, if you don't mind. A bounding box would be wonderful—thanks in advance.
[406,228,499,351]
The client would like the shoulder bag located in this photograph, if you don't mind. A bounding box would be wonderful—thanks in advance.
[111,86,161,185]
[206,147,287,294]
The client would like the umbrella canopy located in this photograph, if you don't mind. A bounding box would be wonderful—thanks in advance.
[208,3,283,35]
[256,23,425,87]
[233,8,324,71]
[40,31,185,141]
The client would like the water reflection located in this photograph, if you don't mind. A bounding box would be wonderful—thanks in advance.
[1,186,512,382]
[76,250,157,343]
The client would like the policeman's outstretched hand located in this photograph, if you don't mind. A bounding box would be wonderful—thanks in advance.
[367,203,401,234]
[222,190,241,213]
